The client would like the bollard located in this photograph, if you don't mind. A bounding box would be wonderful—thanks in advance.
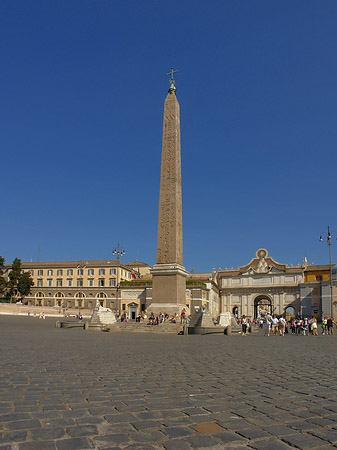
[224,326,232,335]
[84,321,89,330]
[183,324,188,335]
[55,321,62,328]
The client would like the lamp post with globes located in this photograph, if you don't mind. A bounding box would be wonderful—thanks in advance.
[112,244,125,318]
[319,226,337,319]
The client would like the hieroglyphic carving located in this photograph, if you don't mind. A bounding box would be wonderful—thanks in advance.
[157,91,183,265]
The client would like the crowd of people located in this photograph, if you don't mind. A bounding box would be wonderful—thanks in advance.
[121,308,191,325]
[251,314,336,336]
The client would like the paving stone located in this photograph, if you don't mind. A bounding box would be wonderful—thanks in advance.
[30,427,65,440]
[162,426,195,438]
[249,438,295,449]
[7,419,42,430]
[1,317,337,450]
[65,424,98,437]
[0,431,27,444]
[56,437,93,450]
[237,427,272,440]
[104,413,136,423]
[163,439,193,449]
[18,441,57,450]
[262,424,297,436]
[185,434,223,448]
[93,434,131,446]
[309,428,337,444]
[282,432,330,449]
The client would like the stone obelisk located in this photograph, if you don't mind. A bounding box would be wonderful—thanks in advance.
[149,69,188,316]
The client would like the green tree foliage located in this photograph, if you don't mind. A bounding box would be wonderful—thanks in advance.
[8,257,22,301]
[7,258,34,302]
[17,272,34,297]
[0,256,6,297]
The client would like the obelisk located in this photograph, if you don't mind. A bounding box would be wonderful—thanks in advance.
[149,68,188,316]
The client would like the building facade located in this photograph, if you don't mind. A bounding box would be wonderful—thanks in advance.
[218,249,305,320]
[10,260,134,311]
[5,251,336,321]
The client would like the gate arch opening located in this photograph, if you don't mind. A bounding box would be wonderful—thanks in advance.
[254,296,272,319]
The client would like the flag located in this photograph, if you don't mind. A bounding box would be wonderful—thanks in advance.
[131,267,136,279]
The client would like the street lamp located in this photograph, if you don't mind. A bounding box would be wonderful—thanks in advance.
[112,244,125,318]
[319,226,337,319]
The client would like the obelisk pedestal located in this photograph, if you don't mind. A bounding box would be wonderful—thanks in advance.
[148,70,188,317]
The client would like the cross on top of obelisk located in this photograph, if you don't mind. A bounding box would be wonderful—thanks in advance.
[167,67,178,93]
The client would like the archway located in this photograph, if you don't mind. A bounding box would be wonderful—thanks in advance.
[254,296,272,319]
[35,292,45,307]
[285,306,295,321]
[96,292,107,307]
[232,306,239,319]
[54,292,64,308]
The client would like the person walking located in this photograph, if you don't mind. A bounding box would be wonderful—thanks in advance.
[327,317,334,335]
[241,315,248,336]
[278,316,286,336]
[311,317,318,336]
[264,315,272,336]
[271,315,279,336]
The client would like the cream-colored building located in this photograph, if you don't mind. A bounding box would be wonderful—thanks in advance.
[15,260,136,311]
[218,248,305,320]
[5,259,220,320]
[8,249,335,321]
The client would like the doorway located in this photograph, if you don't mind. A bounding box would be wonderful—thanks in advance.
[129,306,137,320]
[254,296,272,319]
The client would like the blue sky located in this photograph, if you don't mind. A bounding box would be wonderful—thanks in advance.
[1,0,337,272]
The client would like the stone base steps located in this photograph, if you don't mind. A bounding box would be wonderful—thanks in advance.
[109,321,184,334]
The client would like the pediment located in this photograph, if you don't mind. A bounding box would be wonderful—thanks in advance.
[239,248,286,275]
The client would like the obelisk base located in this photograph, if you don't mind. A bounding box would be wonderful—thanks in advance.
[148,263,189,316]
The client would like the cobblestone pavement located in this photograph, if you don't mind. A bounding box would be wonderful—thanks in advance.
[0,316,337,450]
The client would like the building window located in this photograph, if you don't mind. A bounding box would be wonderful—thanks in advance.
[109,268,116,275]
[99,269,105,276]
[56,279,62,287]
[37,269,43,276]
[98,279,105,287]
[67,279,72,287]
[37,280,43,287]
[67,269,73,276]
[88,279,94,287]
[29,270,34,276]
[122,303,126,311]
[88,268,94,276]
[109,279,116,287]
[77,279,83,287]
[47,279,52,287]
[316,276,323,282]
[77,269,83,276]
[57,269,63,276]
[47,270,53,276]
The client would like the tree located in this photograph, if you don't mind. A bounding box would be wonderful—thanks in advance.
[8,258,22,302]
[5,258,34,302]
[0,256,6,298]
[17,272,34,299]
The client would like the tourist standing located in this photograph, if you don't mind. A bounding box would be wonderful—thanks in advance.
[264,315,272,336]
[241,315,248,336]
[278,316,286,336]
[327,317,334,335]
[271,315,279,335]
[311,317,318,336]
